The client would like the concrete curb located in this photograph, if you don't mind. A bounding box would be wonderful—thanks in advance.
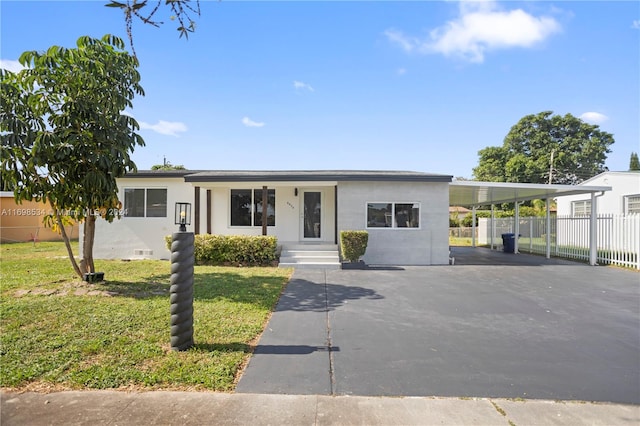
[2,391,638,425]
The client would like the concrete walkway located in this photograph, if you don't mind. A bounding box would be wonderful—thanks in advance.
[2,390,639,425]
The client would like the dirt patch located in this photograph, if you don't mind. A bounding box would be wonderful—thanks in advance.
[13,282,120,298]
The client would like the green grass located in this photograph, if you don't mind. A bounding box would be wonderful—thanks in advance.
[0,241,292,391]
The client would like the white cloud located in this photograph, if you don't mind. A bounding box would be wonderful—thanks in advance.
[242,116,265,128]
[139,120,188,136]
[385,1,561,63]
[632,20,640,30]
[579,112,609,125]
[0,59,25,73]
[396,67,407,76]
[293,80,314,92]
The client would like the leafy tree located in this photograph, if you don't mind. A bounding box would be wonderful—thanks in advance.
[151,159,186,170]
[1,35,145,278]
[473,111,614,184]
[106,0,201,56]
[630,152,640,171]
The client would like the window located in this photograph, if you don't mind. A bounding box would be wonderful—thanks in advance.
[231,189,275,227]
[124,188,167,217]
[367,202,420,228]
[625,195,640,215]
[572,200,591,216]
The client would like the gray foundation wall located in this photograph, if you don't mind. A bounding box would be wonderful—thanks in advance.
[337,181,450,265]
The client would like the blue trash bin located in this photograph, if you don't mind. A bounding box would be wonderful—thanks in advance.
[502,233,515,253]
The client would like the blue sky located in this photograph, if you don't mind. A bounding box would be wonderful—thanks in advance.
[2,1,639,179]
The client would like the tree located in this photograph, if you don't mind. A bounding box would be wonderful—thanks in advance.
[151,158,186,170]
[106,0,201,56]
[1,35,145,278]
[473,111,615,184]
[630,152,640,171]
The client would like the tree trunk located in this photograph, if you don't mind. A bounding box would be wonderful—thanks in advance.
[80,215,96,274]
[50,200,82,278]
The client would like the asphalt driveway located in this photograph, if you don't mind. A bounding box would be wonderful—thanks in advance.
[236,248,640,404]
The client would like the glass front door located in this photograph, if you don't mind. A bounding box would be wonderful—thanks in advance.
[302,191,322,239]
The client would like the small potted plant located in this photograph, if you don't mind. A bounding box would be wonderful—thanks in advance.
[340,230,368,269]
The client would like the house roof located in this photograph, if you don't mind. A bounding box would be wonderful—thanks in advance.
[449,181,611,207]
[182,170,453,183]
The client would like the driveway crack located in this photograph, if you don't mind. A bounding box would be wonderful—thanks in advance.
[324,269,336,395]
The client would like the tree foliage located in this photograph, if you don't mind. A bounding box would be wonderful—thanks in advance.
[1,34,145,278]
[106,0,201,56]
[473,111,615,184]
[151,160,186,170]
[630,152,640,171]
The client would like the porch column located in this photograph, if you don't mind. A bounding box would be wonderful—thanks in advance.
[206,190,212,234]
[334,185,338,245]
[262,186,268,236]
[194,186,200,235]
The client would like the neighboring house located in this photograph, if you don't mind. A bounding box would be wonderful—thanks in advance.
[556,171,640,216]
[85,170,453,266]
[0,191,78,243]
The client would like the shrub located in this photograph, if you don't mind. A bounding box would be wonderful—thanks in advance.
[340,230,368,263]
[165,234,278,266]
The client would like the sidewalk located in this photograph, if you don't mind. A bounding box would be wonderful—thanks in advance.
[2,391,638,425]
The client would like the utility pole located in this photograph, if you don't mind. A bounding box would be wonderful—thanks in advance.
[548,150,555,184]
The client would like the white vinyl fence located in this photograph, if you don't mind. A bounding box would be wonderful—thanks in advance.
[477,214,640,270]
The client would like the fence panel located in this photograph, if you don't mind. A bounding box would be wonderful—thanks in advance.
[476,214,639,269]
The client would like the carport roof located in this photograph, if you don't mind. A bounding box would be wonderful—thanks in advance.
[449,181,611,207]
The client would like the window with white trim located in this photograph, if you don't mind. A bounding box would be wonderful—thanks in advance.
[124,188,167,217]
[367,202,420,228]
[625,195,640,215]
[572,199,591,216]
[230,189,275,227]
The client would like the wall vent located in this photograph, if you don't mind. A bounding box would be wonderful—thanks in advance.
[134,249,154,256]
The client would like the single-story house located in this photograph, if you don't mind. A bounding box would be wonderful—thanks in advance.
[555,171,640,216]
[85,170,453,266]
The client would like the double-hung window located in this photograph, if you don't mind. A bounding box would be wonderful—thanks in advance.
[124,188,167,217]
[625,195,640,215]
[572,200,591,216]
[230,189,275,227]
[367,202,420,228]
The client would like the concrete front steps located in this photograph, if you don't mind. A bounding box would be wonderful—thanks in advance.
[278,243,341,270]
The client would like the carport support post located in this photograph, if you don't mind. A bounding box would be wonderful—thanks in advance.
[514,201,520,254]
[490,205,495,250]
[170,231,194,351]
[545,198,551,259]
[589,192,598,266]
[471,207,477,248]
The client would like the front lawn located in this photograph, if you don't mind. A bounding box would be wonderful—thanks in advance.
[0,241,292,391]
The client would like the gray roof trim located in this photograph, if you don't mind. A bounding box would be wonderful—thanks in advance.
[183,170,453,183]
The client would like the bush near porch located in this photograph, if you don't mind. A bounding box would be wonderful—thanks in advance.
[165,234,278,266]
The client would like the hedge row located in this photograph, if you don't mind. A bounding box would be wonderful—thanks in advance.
[165,234,278,266]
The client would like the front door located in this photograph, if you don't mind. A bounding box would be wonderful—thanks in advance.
[301,190,322,240]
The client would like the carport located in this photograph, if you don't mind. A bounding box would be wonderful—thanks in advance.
[449,181,611,265]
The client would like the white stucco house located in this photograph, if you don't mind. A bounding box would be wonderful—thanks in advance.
[556,171,640,216]
[85,170,453,266]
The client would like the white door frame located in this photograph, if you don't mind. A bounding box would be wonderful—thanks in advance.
[300,189,324,241]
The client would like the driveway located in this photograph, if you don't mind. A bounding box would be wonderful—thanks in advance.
[236,248,640,404]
